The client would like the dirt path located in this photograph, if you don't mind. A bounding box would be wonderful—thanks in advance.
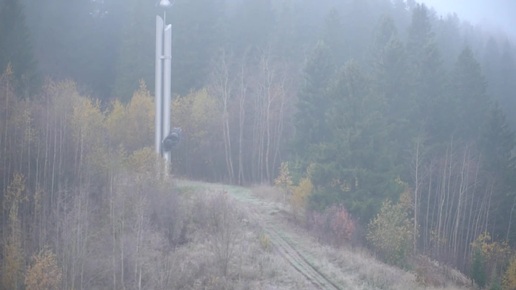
[178,181,344,290]
[260,223,342,290]
[176,180,472,290]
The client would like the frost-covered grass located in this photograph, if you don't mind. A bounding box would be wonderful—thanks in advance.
[176,180,472,290]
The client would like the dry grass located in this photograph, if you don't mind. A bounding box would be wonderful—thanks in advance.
[246,185,473,290]
[251,184,286,203]
[173,186,316,289]
[174,181,473,290]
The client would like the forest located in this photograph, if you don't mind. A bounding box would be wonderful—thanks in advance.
[1,0,516,289]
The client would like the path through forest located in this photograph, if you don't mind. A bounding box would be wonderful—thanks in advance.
[178,180,356,289]
[176,180,470,290]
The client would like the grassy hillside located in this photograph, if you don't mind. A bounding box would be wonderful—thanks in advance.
[175,180,472,290]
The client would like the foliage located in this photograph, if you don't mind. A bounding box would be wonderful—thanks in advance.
[259,233,271,252]
[1,173,27,290]
[274,162,293,203]
[471,248,487,288]
[171,88,222,179]
[0,0,39,97]
[290,177,313,220]
[127,147,156,177]
[293,41,335,158]
[112,0,155,101]
[118,81,154,151]
[489,277,502,290]
[307,205,356,247]
[2,0,516,287]
[471,232,511,286]
[24,249,62,290]
[193,191,242,277]
[304,60,401,222]
[450,47,490,141]
[106,81,154,152]
[367,199,414,267]
[2,236,25,290]
[503,256,516,290]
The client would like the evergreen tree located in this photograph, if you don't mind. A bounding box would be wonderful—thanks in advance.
[435,13,462,68]
[0,0,39,97]
[229,0,275,56]
[406,4,433,53]
[322,8,347,66]
[370,16,413,170]
[342,0,377,62]
[406,4,447,143]
[113,0,155,101]
[272,1,316,64]
[309,61,400,221]
[450,47,490,141]
[471,248,487,288]
[171,0,224,96]
[479,105,516,242]
[293,41,335,161]
[22,0,121,100]
[498,41,516,129]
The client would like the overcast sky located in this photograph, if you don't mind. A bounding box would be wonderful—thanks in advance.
[417,0,516,39]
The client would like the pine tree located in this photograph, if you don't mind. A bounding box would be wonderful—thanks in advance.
[471,248,487,288]
[112,0,154,101]
[308,61,399,221]
[498,41,516,130]
[0,0,39,97]
[322,8,347,66]
[293,41,335,161]
[171,0,224,96]
[371,16,413,169]
[479,105,516,242]
[406,4,447,143]
[450,47,490,141]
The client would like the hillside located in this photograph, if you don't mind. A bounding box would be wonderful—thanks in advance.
[175,180,472,290]
[2,0,516,288]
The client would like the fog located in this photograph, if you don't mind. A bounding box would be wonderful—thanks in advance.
[2,0,516,289]
[418,0,516,38]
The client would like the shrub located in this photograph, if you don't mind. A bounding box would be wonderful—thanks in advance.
[24,249,62,290]
[471,248,487,288]
[367,200,414,267]
[489,277,502,290]
[503,255,516,290]
[194,191,241,277]
[307,205,356,247]
[259,233,271,252]
[290,177,313,220]
[274,162,293,203]
[471,232,511,286]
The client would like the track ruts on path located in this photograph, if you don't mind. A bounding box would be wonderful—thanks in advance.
[263,225,342,290]
[238,195,342,290]
[179,181,343,290]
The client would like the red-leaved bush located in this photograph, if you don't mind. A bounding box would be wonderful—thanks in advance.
[307,205,356,247]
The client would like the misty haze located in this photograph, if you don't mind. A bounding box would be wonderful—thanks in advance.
[1,0,515,289]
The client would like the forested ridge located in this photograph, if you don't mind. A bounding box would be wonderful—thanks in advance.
[1,0,516,289]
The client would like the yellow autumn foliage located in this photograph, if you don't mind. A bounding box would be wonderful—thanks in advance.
[471,232,511,284]
[504,256,516,290]
[123,81,154,151]
[2,174,27,290]
[290,177,313,219]
[24,249,62,290]
[105,81,154,152]
[274,162,293,203]
[367,199,414,267]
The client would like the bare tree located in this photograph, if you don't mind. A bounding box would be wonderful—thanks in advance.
[211,49,236,183]
[237,52,249,185]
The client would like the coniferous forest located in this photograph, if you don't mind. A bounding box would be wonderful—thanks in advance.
[1,0,516,289]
